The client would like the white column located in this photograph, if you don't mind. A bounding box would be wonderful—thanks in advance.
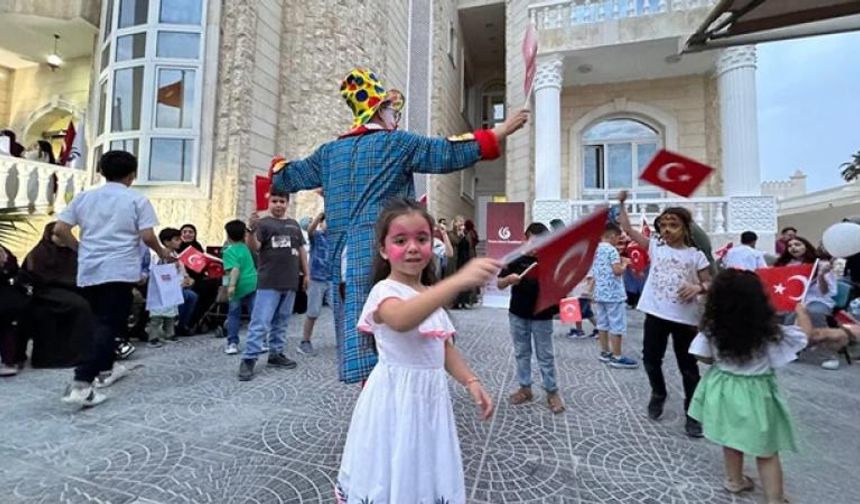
[717,45,761,196]
[534,54,563,201]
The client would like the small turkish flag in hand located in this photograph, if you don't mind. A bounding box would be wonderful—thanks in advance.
[639,149,714,198]
[503,208,608,314]
[559,297,582,324]
[255,176,271,211]
[627,242,649,274]
[178,246,209,274]
[755,264,815,312]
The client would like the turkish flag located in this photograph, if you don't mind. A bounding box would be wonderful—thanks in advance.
[255,176,271,211]
[641,217,651,239]
[58,120,76,165]
[715,241,734,261]
[559,297,582,324]
[627,242,649,274]
[522,22,538,97]
[503,208,609,314]
[755,264,815,312]
[178,246,209,274]
[639,149,714,198]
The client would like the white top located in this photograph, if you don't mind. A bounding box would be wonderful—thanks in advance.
[58,182,159,287]
[636,238,710,326]
[723,244,767,271]
[805,269,837,308]
[689,325,808,375]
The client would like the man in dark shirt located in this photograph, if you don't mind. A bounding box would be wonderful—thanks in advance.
[497,223,564,414]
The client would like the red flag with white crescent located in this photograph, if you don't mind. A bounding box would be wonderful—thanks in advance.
[627,242,649,274]
[755,264,815,312]
[639,149,714,198]
[502,208,608,314]
[559,297,582,324]
[177,246,209,274]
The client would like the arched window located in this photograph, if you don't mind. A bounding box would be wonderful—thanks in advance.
[94,0,207,184]
[582,118,661,196]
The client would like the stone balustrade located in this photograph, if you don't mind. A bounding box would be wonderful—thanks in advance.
[529,0,717,29]
[0,155,88,214]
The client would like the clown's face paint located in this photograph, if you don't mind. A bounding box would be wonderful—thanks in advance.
[381,212,433,283]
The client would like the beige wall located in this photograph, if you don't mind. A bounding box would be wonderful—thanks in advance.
[5,56,91,136]
[430,0,475,224]
[0,67,10,127]
[558,74,722,199]
[505,0,534,220]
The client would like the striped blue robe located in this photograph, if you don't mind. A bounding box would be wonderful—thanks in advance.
[273,129,484,383]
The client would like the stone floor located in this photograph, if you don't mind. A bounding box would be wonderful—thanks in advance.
[1,307,859,504]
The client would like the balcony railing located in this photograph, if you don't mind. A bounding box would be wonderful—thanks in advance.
[0,155,88,215]
[529,0,717,29]
[575,196,728,233]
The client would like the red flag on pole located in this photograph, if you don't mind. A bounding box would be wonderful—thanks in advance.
[639,149,714,198]
[641,217,652,239]
[503,208,609,314]
[177,246,209,273]
[755,264,815,312]
[522,22,538,102]
[255,176,271,211]
[559,297,583,324]
[627,242,649,274]
[58,120,76,165]
[715,242,734,261]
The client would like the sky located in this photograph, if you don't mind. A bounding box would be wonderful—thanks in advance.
[756,31,860,193]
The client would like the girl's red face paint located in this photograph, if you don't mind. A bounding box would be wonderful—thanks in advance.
[382,213,433,277]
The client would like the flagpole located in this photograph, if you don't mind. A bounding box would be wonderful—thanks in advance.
[799,259,820,304]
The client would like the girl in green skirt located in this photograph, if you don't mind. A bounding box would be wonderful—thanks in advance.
[688,269,812,504]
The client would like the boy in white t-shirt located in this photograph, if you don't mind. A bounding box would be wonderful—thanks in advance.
[722,231,767,271]
[618,191,712,438]
[54,151,172,407]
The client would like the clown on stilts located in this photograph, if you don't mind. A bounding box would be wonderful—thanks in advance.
[269,68,529,384]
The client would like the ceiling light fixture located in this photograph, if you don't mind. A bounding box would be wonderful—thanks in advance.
[47,34,63,71]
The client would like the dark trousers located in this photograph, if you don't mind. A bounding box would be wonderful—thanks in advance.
[642,314,700,412]
[74,282,134,383]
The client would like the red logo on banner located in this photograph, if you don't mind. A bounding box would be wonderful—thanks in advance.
[755,264,815,312]
[178,246,208,274]
[627,242,649,274]
[486,202,526,260]
[559,297,582,324]
[504,208,608,314]
[639,149,714,198]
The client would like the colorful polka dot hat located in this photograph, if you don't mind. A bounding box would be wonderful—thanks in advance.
[340,68,404,127]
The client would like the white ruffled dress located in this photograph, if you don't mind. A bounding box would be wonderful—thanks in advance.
[336,279,464,504]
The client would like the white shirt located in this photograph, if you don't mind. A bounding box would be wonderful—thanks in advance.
[689,325,807,375]
[723,244,767,271]
[637,238,710,326]
[805,269,837,308]
[58,182,159,287]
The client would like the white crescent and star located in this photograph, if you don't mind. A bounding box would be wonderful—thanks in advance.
[656,162,693,183]
[786,275,809,301]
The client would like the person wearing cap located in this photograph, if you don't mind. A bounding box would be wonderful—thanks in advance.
[270,67,529,384]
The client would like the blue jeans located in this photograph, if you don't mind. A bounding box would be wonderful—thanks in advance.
[178,288,198,329]
[509,313,558,392]
[227,291,256,345]
[243,289,296,359]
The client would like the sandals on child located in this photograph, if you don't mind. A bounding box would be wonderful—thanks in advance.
[722,475,755,494]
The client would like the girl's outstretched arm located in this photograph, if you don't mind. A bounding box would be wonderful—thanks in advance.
[617,191,649,249]
[445,341,494,420]
[376,258,501,332]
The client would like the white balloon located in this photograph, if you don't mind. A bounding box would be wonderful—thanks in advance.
[822,222,860,258]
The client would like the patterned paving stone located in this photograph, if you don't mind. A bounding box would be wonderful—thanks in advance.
[1,307,859,503]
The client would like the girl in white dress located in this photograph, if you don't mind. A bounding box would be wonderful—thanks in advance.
[336,198,500,504]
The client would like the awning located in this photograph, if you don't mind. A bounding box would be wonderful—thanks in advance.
[684,0,860,52]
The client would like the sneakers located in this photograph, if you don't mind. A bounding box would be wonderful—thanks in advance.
[238,359,256,381]
[566,329,588,340]
[588,329,599,339]
[94,364,132,389]
[647,395,666,420]
[224,343,239,355]
[147,339,164,348]
[0,363,19,377]
[61,383,107,407]
[821,359,840,370]
[268,353,298,369]
[598,351,612,363]
[297,340,317,356]
[685,415,704,438]
[115,342,136,360]
[608,355,639,369]
[547,392,566,414]
[509,387,534,405]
